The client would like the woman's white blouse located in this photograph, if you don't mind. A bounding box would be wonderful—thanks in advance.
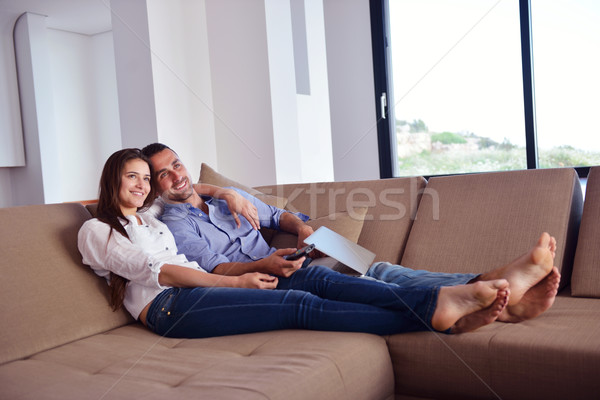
[78,212,206,319]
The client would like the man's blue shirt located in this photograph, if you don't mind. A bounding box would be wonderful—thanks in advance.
[160,188,309,273]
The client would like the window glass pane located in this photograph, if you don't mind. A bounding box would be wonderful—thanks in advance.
[389,0,526,177]
[532,0,600,169]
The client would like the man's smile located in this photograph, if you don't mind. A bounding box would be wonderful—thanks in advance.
[174,178,188,191]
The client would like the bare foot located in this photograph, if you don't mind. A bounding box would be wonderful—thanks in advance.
[498,267,560,323]
[432,279,509,332]
[479,232,555,306]
[450,288,510,333]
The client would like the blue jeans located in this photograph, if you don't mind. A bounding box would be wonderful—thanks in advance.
[365,262,477,287]
[146,265,440,338]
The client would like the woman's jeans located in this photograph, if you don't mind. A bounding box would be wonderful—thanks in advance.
[146,265,440,338]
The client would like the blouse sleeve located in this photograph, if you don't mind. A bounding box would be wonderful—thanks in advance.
[77,219,167,290]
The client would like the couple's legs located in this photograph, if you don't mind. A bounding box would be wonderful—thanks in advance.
[278,265,508,332]
[365,232,559,324]
[145,285,437,338]
[277,265,439,312]
[144,270,508,338]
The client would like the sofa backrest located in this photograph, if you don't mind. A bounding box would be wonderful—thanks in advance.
[401,168,582,289]
[571,166,600,297]
[256,177,427,265]
[0,203,132,365]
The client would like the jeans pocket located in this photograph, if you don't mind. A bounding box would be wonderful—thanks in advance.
[147,288,180,332]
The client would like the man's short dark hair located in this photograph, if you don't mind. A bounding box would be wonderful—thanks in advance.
[141,143,174,159]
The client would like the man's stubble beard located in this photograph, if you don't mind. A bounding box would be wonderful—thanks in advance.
[164,186,194,203]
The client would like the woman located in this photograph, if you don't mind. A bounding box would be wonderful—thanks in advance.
[78,149,509,339]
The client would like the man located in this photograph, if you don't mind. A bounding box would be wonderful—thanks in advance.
[142,143,560,329]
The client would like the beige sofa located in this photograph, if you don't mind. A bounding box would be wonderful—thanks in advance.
[2,166,600,399]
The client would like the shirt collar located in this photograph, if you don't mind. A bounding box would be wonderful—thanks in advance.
[162,198,216,219]
[161,202,195,220]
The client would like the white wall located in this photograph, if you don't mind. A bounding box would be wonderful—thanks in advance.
[111,0,159,149]
[0,170,12,207]
[265,0,303,184]
[265,0,335,184]
[11,12,61,206]
[0,10,26,207]
[0,11,25,169]
[47,28,121,202]
[114,0,371,188]
[0,0,379,207]
[205,0,278,187]
[0,13,121,207]
[146,0,217,182]
[324,0,379,182]
[297,0,334,183]
[90,31,123,166]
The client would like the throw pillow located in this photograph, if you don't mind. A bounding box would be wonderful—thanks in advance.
[198,163,288,209]
[270,207,369,249]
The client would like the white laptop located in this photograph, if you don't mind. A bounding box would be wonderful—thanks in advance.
[304,226,375,275]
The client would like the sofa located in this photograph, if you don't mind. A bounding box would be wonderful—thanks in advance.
[2,165,600,399]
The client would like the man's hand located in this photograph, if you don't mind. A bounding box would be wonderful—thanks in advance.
[295,224,325,259]
[262,249,306,277]
[235,272,278,289]
[296,224,314,250]
[192,184,260,229]
[220,188,260,230]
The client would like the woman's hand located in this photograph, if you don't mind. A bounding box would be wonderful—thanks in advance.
[235,272,278,289]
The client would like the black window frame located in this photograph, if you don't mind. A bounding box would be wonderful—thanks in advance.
[370,0,591,179]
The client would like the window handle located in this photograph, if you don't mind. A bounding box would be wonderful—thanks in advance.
[380,92,387,119]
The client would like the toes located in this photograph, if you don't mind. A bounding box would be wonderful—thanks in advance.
[538,232,551,247]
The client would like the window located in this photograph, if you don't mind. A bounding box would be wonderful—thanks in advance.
[531,0,600,169]
[372,0,600,178]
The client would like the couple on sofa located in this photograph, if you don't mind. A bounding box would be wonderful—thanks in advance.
[78,144,561,339]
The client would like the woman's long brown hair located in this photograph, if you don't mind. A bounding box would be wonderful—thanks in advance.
[96,148,156,311]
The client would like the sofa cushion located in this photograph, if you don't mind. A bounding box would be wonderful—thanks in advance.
[386,294,600,399]
[0,203,132,365]
[257,177,427,265]
[0,327,394,400]
[270,207,368,249]
[199,162,288,209]
[571,167,600,297]
[484,295,600,399]
[85,202,98,217]
[401,168,582,287]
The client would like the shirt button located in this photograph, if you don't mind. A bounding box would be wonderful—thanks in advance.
[165,247,169,250]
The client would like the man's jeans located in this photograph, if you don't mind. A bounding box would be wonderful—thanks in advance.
[366,262,477,287]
